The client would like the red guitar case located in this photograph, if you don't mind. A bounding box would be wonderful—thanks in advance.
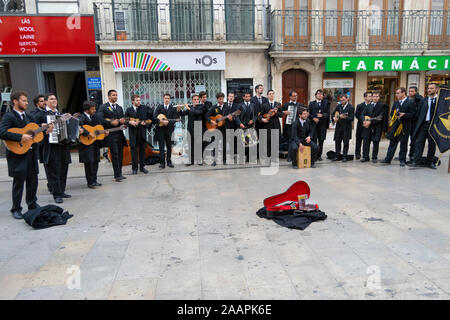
[263,181,311,217]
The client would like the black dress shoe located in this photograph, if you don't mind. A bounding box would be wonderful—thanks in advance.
[342,157,348,162]
[115,178,122,182]
[407,161,418,167]
[372,159,378,164]
[54,197,63,204]
[159,164,165,169]
[317,157,323,161]
[12,210,23,220]
[167,162,174,168]
[429,162,437,169]
[355,155,361,160]
[28,204,40,210]
[61,193,71,198]
[185,163,193,166]
[140,168,149,174]
[400,161,406,167]
[292,164,299,169]
[120,175,127,179]
[360,158,369,163]
[310,163,316,168]
[211,161,216,167]
[88,184,96,189]
[93,182,102,187]
[380,159,391,164]
[331,157,340,161]
[132,169,138,175]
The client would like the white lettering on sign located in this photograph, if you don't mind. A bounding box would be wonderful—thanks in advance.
[21,18,30,24]
[356,61,367,71]
[391,60,402,70]
[374,60,384,70]
[445,59,449,69]
[19,41,38,46]
[18,27,35,32]
[20,34,35,40]
[428,59,437,69]
[410,59,419,70]
[0,42,3,46]
[342,61,351,71]
[0,18,3,24]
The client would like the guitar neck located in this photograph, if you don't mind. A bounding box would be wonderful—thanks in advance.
[102,126,125,134]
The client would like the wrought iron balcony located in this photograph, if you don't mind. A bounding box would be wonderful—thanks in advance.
[94,1,271,42]
[271,9,450,52]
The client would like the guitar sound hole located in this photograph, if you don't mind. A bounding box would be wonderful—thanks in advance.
[94,131,99,136]
[27,131,35,137]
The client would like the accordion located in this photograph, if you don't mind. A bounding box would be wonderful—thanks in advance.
[47,114,80,144]
[285,104,297,125]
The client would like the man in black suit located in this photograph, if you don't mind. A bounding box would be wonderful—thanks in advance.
[0,91,45,219]
[289,107,319,169]
[332,94,355,162]
[355,92,373,159]
[409,83,439,169]
[257,89,282,159]
[235,91,257,163]
[33,93,72,203]
[98,89,128,182]
[281,91,301,148]
[366,91,385,163]
[125,95,152,174]
[153,93,180,168]
[308,89,330,161]
[30,94,47,180]
[205,92,232,166]
[251,84,269,133]
[381,87,416,166]
[179,94,206,165]
[78,101,104,188]
[407,86,424,162]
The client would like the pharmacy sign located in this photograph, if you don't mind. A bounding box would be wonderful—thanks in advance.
[326,56,450,72]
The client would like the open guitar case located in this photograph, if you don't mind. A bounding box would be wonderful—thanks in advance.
[256,181,327,230]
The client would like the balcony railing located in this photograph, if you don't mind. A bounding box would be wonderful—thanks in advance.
[94,1,271,42]
[271,10,450,51]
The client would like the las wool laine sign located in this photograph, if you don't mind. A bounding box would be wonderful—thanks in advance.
[326,56,450,72]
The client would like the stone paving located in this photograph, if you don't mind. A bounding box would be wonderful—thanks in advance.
[0,138,449,300]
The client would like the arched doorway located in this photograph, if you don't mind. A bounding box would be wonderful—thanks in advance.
[282,69,308,105]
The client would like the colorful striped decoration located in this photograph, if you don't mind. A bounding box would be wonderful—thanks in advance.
[113,52,171,71]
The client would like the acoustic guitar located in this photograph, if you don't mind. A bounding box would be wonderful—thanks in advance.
[157,114,181,126]
[206,110,241,131]
[4,114,71,155]
[79,124,127,146]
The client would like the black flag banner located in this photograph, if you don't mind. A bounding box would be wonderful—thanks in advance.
[430,85,450,154]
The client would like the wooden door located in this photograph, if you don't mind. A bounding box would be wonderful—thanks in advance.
[428,0,449,49]
[323,0,357,50]
[282,69,308,105]
[369,0,403,49]
[282,0,312,49]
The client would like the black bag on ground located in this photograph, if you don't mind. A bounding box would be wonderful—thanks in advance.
[256,207,327,230]
[23,205,73,229]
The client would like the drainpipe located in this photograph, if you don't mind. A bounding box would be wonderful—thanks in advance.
[265,1,272,89]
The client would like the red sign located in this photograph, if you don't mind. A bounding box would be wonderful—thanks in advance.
[0,16,97,55]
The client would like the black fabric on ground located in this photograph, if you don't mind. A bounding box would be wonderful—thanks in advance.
[144,154,161,165]
[23,204,73,229]
[256,207,327,230]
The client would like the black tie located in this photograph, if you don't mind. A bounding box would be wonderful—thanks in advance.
[431,98,436,115]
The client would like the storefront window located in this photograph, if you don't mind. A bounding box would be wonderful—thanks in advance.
[323,73,355,121]
[425,71,450,91]
[0,61,12,114]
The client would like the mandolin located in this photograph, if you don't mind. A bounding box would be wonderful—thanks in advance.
[206,110,241,131]
[79,124,127,145]
[3,114,71,155]
[157,113,181,126]
[262,107,279,119]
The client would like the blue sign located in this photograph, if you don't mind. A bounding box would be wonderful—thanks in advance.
[87,77,102,89]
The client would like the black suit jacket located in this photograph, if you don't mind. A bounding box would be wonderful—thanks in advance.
[333,103,355,141]
[291,118,314,145]
[78,113,101,163]
[361,101,384,141]
[257,101,282,129]
[98,102,127,146]
[153,104,180,132]
[0,111,39,177]
[206,104,232,131]
[413,96,437,138]
[235,102,257,128]
[179,103,207,133]
[390,98,416,135]
[224,102,239,129]
[125,105,153,148]
[308,99,330,138]
[33,108,72,165]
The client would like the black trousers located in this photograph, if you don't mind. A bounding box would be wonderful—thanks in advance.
[335,138,350,156]
[130,139,146,171]
[385,134,409,162]
[11,151,38,213]
[409,121,417,159]
[45,146,69,198]
[84,162,99,185]
[414,122,436,164]
[355,125,363,156]
[109,135,124,178]
[211,128,227,163]
[289,141,319,166]
[156,128,172,164]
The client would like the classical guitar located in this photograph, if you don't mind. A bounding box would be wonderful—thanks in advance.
[3,114,71,155]
[157,113,181,126]
[206,110,241,131]
[79,124,127,146]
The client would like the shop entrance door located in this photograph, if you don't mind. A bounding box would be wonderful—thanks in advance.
[44,71,87,114]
